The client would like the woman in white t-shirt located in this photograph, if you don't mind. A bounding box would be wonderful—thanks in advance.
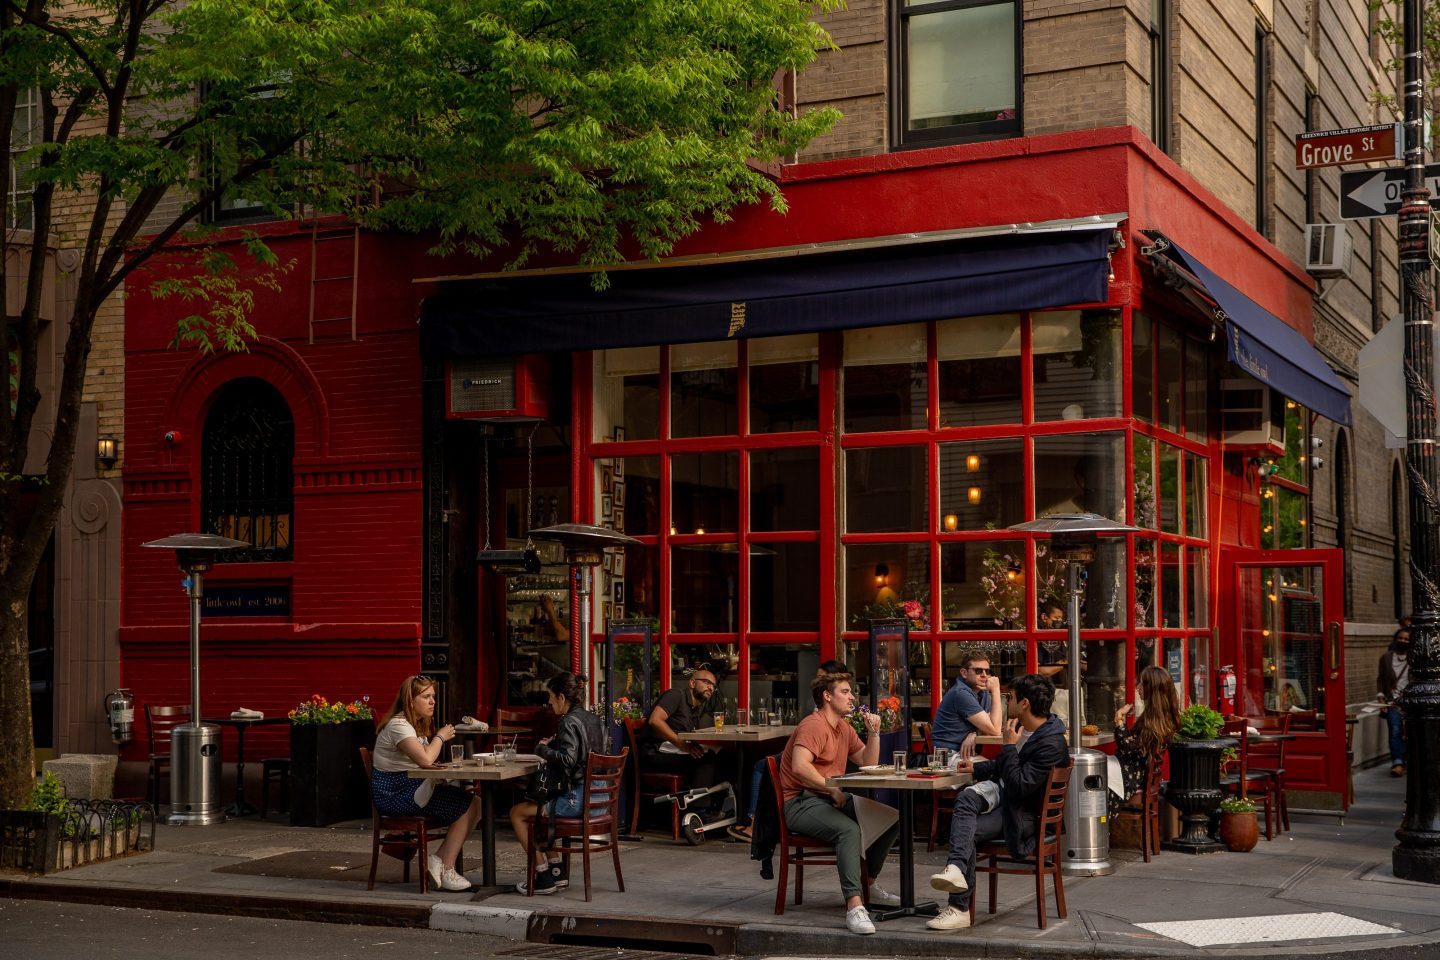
[371,675,481,891]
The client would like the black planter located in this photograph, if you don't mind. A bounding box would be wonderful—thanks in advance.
[289,720,376,827]
[1161,737,1235,854]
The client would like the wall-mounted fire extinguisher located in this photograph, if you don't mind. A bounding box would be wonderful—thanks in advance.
[1216,665,1237,716]
[105,688,135,745]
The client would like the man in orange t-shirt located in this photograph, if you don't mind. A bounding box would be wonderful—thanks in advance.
[778,670,900,936]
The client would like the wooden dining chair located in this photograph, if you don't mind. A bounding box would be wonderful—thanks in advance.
[969,762,1073,929]
[1110,755,1164,862]
[497,706,544,753]
[1245,714,1290,832]
[623,719,682,839]
[764,755,870,915]
[524,749,628,901]
[145,704,191,808]
[1220,719,1277,839]
[358,747,456,892]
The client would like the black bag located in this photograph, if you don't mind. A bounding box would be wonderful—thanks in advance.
[524,759,560,806]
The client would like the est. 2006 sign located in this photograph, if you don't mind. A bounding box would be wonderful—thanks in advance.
[1295,123,1401,169]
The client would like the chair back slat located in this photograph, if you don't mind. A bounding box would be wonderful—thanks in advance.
[582,749,627,817]
[146,704,191,754]
[1037,762,1073,834]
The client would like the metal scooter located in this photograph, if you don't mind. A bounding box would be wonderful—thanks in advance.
[653,781,739,845]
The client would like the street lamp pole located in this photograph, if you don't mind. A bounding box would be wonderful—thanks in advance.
[1395,0,1440,885]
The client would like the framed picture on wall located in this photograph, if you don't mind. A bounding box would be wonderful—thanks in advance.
[602,601,613,622]
[613,507,624,530]
[613,426,626,442]
[614,459,625,478]
[601,465,614,492]
[603,552,613,573]
[613,579,625,605]
[613,481,625,507]
[612,552,626,577]
[601,494,613,518]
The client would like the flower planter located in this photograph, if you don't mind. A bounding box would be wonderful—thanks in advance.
[1219,810,1259,852]
[289,719,376,827]
[1161,738,1234,854]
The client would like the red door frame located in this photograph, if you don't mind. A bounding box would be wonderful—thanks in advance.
[1219,546,1347,807]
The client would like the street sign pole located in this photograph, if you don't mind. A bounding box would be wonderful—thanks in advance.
[1395,0,1440,886]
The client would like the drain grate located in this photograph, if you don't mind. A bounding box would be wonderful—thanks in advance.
[497,945,709,960]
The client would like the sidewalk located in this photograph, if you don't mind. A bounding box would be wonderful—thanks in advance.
[2,763,1436,957]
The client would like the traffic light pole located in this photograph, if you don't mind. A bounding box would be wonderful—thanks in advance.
[1394,0,1440,885]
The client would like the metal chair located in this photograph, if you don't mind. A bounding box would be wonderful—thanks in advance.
[145,704,190,809]
[623,719,682,839]
[524,749,628,901]
[969,762,1073,929]
[358,747,456,892]
[764,755,871,915]
[1110,754,1163,862]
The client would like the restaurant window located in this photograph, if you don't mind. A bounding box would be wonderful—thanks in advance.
[200,378,294,561]
[1184,334,1208,438]
[1033,431,1126,522]
[750,334,820,433]
[671,452,739,534]
[846,445,928,532]
[593,347,660,441]
[1156,323,1183,433]
[845,542,930,630]
[671,341,738,438]
[1183,452,1207,538]
[749,643,820,721]
[843,323,928,432]
[1032,310,1122,422]
[938,314,1022,426]
[669,643,739,715]
[939,438,1024,531]
[1186,547,1208,627]
[940,539,1026,631]
[1131,312,1154,423]
[1158,442,1181,535]
[893,0,1021,147]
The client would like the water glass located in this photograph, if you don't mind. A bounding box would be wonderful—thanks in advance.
[770,702,783,726]
[503,744,517,764]
[893,751,906,773]
[713,711,725,732]
[450,744,464,764]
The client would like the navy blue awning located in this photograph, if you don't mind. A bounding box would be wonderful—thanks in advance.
[420,228,1111,358]
[1157,239,1352,426]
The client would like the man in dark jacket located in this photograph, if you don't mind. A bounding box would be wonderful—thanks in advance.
[926,673,1069,932]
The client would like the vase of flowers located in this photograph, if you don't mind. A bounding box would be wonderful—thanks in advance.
[288,694,376,827]
[856,582,929,631]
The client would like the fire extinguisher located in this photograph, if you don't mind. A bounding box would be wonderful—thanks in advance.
[105,688,135,745]
[1216,665,1237,716]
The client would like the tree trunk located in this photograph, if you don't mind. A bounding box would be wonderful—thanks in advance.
[0,579,37,810]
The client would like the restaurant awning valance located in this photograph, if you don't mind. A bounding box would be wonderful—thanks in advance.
[1145,234,1352,426]
[419,224,1114,358]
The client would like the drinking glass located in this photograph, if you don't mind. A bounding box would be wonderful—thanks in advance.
[770,701,783,726]
[713,711,725,732]
[450,744,464,764]
[504,744,517,764]
[893,751,906,773]
[756,698,768,726]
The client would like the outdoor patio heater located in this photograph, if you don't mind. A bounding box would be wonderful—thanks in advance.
[1008,513,1136,877]
[141,533,248,826]
[528,523,641,708]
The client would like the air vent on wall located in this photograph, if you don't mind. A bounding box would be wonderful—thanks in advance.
[445,356,549,421]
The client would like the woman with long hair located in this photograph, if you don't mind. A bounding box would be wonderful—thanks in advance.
[1112,665,1182,800]
[508,671,606,895]
[370,675,481,891]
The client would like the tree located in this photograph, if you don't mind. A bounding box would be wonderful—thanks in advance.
[0,0,839,809]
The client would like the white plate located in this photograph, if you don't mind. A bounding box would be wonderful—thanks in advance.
[858,765,897,776]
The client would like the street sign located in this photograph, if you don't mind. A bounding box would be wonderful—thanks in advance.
[1295,123,1401,169]
[1357,315,1440,446]
[1339,165,1440,220]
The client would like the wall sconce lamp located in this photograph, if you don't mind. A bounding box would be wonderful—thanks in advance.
[943,513,959,531]
[1250,457,1278,481]
[967,486,982,504]
[966,454,980,472]
[1005,559,1023,583]
[874,562,889,587]
[96,436,118,470]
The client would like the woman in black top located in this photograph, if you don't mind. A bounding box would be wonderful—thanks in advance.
[1112,665,1181,804]
[508,671,606,895]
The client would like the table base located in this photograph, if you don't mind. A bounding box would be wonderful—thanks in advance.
[870,899,940,922]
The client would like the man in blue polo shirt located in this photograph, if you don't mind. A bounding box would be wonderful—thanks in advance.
[931,652,1004,759]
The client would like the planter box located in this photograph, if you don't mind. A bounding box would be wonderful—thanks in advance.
[289,720,376,827]
[0,808,148,874]
[1161,738,1235,855]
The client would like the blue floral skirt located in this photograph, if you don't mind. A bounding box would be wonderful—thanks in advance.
[370,768,473,825]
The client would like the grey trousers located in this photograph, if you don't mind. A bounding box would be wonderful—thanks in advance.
[784,792,900,900]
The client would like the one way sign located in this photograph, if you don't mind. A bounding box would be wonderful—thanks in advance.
[1340,165,1440,219]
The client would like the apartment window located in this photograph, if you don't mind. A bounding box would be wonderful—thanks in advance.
[1149,0,1171,153]
[201,378,295,561]
[1254,22,1271,233]
[204,84,288,224]
[894,0,1021,147]
[5,86,40,230]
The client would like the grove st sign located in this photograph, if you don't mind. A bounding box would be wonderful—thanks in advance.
[1295,123,1401,169]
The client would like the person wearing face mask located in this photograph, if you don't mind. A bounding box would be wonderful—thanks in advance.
[1378,628,1412,777]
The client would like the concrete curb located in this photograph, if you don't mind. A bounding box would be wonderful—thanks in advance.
[429,902,533,939]
[735,921,1184,958]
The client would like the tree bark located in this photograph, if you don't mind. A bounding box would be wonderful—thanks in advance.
[0,578,37,810]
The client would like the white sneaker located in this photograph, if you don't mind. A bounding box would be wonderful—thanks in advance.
[439,866,472,892]
[426,854,444,890]
[846,905,876,935]
[867,884,902,907]
[929,863,969,894]
[926,905,972,931]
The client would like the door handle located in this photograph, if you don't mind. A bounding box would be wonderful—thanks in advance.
[1329,621,1341,680]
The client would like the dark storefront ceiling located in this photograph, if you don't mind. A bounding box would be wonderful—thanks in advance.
[420,220,1116,359]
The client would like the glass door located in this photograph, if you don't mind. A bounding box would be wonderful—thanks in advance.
[1222,548,1346,808]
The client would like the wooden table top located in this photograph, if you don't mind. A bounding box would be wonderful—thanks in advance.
[677,724,796,742]
[828,769,973,791]
[406,758,539,782]
[974,732,1113,747]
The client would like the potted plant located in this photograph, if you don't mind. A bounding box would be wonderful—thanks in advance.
[1218,797,1259,852]
[1161,703,1234,855]
[288,694,376,827]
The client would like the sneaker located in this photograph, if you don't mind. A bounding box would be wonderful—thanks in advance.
[425,854,444,890]
[1391,764,1406,777]
[930,863,969,894]
[926,905,972,931]
[867,884,902,907]
[548,860,569,890]
[516,867,558,896]
[845,904,876,935]
[439,866,472,892]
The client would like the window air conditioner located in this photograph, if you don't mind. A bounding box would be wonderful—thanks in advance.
[1305,223,1352,278]
[1220,379,1285,453]
[445,355,550,421]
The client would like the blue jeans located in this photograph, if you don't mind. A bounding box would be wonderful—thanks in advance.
[746,757,765,820]
[1387,707,1406,766]
[943,789,1005,909]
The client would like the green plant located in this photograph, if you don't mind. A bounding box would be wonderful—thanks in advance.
[28,772,70,821]
[288,694,374,725]
[1219,797,1257,814]
[1177,704,1225,740]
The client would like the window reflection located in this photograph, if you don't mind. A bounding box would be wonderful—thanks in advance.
[751,448,821,531]
[594,347,659,441]
[1032,310,1122,421]
[750,335,820,434]
[1159,443,1181,534]
[670,545,739,633]
[1185,339,1208,439]
[671,452,738,534]
[1033,431,1126,521]
[940,539,1025,630]
[938,314,1022,426]
[845,543,929,630]
[1157,324,1183,432]
[1132,313,1154,423]
[671,341,737,438]
[1187,547,1208,627]
[939,439,1023,530]
[844,324,928,433]
[750,542,821,631]
[1184,452,1206,538]
[846,446,927,533]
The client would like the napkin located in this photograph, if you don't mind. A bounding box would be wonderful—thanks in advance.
[1246,726,1260,735]
[231,707,264,720]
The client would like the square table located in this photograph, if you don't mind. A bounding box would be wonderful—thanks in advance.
[826,767,972,921]
[409,757,539,891]
[677,724,796,802]
[202,715,289,816]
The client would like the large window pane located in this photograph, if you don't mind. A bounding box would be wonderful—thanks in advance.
[594,347,659,441]
[1262,485,1309,549]
[941,640,1027,695]
[940,539,1024,630]
[846,446,928,533]
[845,543,930,630]
[613,544,659,621]
[751,448,820,531]
[671,341,737,438]
[1184,452,1207,538]
[904,1,1017,132]
[750,542,820,631]
[749,644,820,716]
[750,334,820,433]
[1133,437,1156,529]
[843,324,928,433]
[1159,442,1181,535]
[1033,310,1123,421]
[671,452,738,534]
[1041,637,1125,732]
[1034,431,1126,522]
[1185,338,1209,439]
[607,456,659,536]
[671,545,740,633]
[1132,313,1154,423]
[939,439,1023,530]
[1135,538,1157,629]
[937,314,1022,426]
[1157,324,1183,432]
[1161,542,1181,628]
[669,644,739,716]
[1186,547,1209,627]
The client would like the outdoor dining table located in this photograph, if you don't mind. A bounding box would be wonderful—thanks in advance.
[408,756,540,891]
[827,767,972,921]
[677,724,796,801]
[454,725,531,753]
[201,714,289,817]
